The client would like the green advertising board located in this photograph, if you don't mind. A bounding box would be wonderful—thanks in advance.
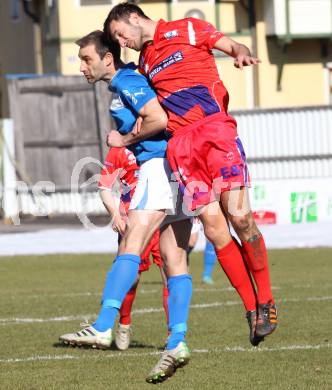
[291,192,318,223]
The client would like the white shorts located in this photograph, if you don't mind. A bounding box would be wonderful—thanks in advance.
[129,158,188,220]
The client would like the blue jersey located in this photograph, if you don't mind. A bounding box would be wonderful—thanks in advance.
[109,62,167,164]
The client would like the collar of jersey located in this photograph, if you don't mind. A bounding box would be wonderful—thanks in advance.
[110,62,137,88]
[153,19,166,43]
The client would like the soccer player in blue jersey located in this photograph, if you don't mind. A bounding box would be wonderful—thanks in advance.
[59,31,192,383]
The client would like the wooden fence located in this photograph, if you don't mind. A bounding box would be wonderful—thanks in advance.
[6,74,112,189]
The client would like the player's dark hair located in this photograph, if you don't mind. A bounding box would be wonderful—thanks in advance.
[103,2,150,42]
[75,30,121,64]
[106,2,149,22]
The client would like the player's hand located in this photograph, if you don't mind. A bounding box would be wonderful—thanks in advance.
[132,117,143,136]
[112,214,127,235]
[234,55,261,69]
[106,130,125,147]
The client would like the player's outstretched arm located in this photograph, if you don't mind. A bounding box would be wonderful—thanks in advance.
[107,98,167,147]
[214,36,261,69]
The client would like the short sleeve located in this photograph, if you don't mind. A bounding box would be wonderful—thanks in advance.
[119,148,138,173]
[186,18,224,50]
[98,149,122,190]
[119,73,156,114]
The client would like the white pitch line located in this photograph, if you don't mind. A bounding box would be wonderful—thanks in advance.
[0,300,242,325]
[223,343,332,353]
[132,294,332,313]
[0,315,96,324]
[139,287,237,294]
[5,287,236,299]
[0,343,331,364]
[0,354,78,363]
[1,296,332,325]
[283,296,332,302]
[29,292,100,299]
[6,283,332,300]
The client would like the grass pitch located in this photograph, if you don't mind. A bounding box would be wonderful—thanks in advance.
[0,248,331,389]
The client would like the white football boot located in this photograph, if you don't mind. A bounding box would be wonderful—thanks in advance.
[59,323,112,349]
[115,323,132,351]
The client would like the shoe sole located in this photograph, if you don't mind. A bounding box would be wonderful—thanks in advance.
[251,335,265,347]
[175,356,190,368]
[60,339,111,350]
[146,367,175,384]
[255,325,277,338]
[146,357,190,384]
[115,344,130,351]
[146,373,170,384]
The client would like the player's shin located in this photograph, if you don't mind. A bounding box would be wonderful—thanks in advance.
[93,254,140,332]
[215,239,257,311]
[241,234,274,304]
[241,235,277,337]
[166,274,192,350]
[119,284,138,325]
[163,286,169,329]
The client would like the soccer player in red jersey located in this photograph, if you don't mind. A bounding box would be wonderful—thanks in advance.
[104,3,277,353]
[98,146,169,350]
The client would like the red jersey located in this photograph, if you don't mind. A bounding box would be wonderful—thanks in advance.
[139,18,229,134]
[98,147,139,213]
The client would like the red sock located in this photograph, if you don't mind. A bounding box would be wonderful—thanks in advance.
[216,239,257,311]
[119,285,138,325]
[163,286,169,329]
[241,235,274,304]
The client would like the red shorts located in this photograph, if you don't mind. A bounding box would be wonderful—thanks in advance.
[167,112,250,211]
[139,230,163,272]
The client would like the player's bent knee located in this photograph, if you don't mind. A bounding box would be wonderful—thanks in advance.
[231,215,254,235]
[203,225,218,241]
[119,227,150,254]
[163,254,188,275]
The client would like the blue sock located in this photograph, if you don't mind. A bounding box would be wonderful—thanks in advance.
[93,254,140,332]
[167,274,192,350]
[203,240,217,279]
